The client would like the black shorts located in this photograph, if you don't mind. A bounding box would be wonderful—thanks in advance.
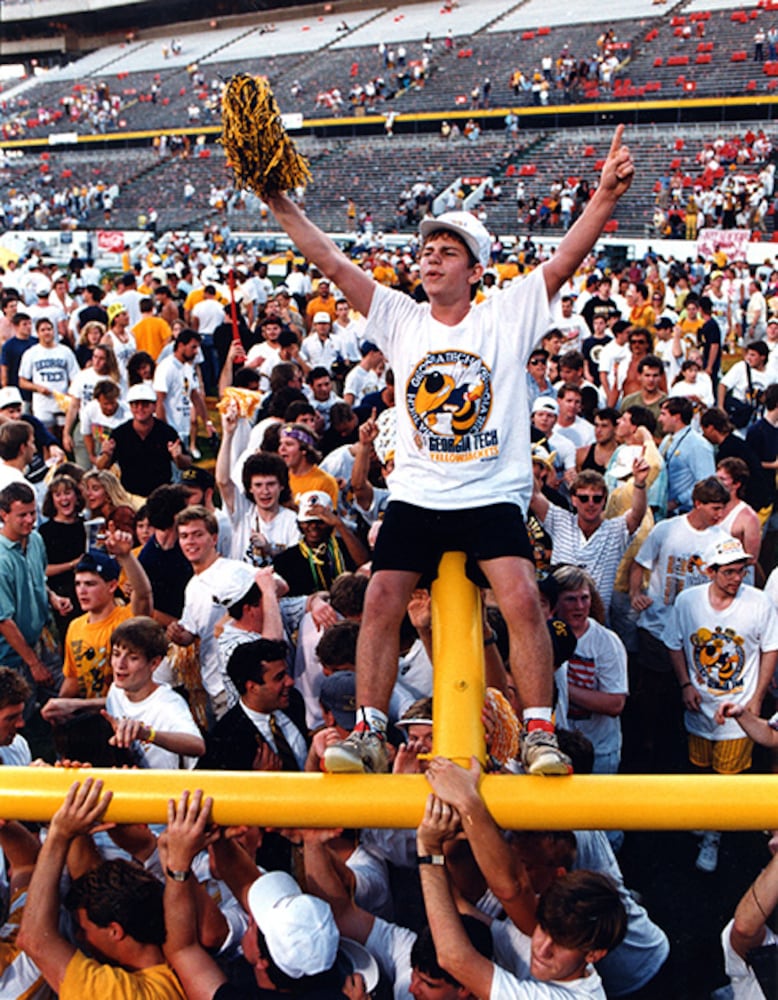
[371,500,533,586]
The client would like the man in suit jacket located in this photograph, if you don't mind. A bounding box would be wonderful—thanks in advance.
[198,637,308,771]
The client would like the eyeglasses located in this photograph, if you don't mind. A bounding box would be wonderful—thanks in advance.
[629,339,649,346]
[717,565,748,578]
[529,358,546,365]
[574,493,605,503]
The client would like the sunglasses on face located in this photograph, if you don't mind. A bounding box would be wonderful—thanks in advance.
[574,493,605,503]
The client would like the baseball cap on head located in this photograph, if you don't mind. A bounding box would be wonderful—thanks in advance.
[313,311,331,325]
[0,387,23,409]
[419,211,491,268]
[297,490,333,522]
[127,383,156,404]
[107,301,127,324]
[531,396,559,415]
[247,871,339,979]
[704,536,751,569]
[319,670,357,730]
[75,550,120,581]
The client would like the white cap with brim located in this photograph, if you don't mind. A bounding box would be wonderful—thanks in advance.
[531,396,559,415]
[313,311,331,324]
[210,561,257,608]
[127,383,157,403]
[0,387,23,409]
[297,490,334,522]
[704,537,752,569]
[608,445,642,481]
[338,938,380,993]
[247,872,339,979]
[419,211,491,268]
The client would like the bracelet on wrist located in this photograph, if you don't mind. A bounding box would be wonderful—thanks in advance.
[633,483,646,490]
[680,682,692,690]
[417,853,445,867]
[146,727,157,743]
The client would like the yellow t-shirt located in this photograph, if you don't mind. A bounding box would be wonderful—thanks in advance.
[63,605,133,699]
[60,950,185,1000]
[289,466,339,508]
[132,316,172,360]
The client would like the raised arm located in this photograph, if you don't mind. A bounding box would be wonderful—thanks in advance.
[18,779,112,993]
[214,404,238,514]
[543,125,634,300]
[160,791,227,1000]
[425,757,538,933]
[417,794,495,999]
[267,193,376,317]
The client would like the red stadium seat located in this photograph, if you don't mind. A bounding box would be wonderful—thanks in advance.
[696,54,712,64]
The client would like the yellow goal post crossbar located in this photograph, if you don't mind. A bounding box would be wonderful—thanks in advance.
[1,552,776,830]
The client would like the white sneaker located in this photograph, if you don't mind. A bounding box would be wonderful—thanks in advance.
[521,728,572,775]
[323,728,389,774]
[695,834,720,873]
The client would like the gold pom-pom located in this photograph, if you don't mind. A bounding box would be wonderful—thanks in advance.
[220,73,311,198]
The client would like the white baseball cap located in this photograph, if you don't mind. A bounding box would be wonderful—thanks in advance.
[0,387,23,409]
[704,537,751,569]
[419,211,491,268]
[531,396,559,415]
[247,872,339,979]
[297,490,333,522]
[127,383,156,403]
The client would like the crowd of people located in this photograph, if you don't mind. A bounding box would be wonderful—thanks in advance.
[0,126,778,996]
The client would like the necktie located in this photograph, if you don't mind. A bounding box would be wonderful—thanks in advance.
[269,713,300,772]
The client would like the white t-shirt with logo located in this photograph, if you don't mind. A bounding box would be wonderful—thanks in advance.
[153,354,199,440]
[663,583,778,739]
[364,266,553,513]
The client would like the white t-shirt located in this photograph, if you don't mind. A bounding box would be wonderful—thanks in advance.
[68,366,107,407]
[179,559,245,711]
[722,918,776,999]
[365,267,553,512]
[0,733,31,766]
[105,682,202,769]
[720,361,771,402]
[19,343,79,423]
[365,916,416,1000]
[228,491,300,564]
[598,339,630,388]
[562,618,628,762]
[554,416,595,450]
[300,333,339,372]
[344,365,385,406]
[104,330,137,384]
[635,517,732,635]
[80,398,130,441]
[191,297,225,335]
[153,354,199,440]
[664,583,778,740]
[490,922,605,998]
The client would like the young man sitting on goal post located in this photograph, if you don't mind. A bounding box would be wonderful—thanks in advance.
[267,126,635,775]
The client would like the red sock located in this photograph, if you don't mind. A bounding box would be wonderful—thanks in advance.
[526,719,555,734]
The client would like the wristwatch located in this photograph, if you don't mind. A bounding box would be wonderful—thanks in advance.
[165,867,191,882]
[417,853,445,866]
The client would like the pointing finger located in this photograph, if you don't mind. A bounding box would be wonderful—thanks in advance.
[608,123,624,157]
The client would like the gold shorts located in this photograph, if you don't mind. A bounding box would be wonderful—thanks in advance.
[688,733,753,774]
